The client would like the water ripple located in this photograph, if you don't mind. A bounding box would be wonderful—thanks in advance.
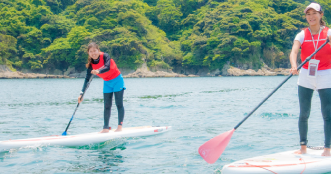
[0,77,327,173]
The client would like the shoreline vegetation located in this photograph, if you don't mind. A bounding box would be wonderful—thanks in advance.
[1,0,329,78]
[0,65,293,79]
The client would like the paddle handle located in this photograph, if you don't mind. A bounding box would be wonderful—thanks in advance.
[234,39,329,130]
[63,75,94,133]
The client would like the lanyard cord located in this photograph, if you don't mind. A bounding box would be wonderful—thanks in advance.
[308,27,322,59]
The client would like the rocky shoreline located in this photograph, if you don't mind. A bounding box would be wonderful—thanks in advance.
[0,65,293,79]
[0,71,71,79]
[122,67,196,78]
[226,67,292,76]
[0,65,71,79]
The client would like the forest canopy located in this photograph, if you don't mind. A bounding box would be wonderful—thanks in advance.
[0,0,330,74]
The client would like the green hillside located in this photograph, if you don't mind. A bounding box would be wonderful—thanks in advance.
[0,0,330,74]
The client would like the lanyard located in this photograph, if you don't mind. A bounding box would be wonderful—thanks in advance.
[308,27,321,59]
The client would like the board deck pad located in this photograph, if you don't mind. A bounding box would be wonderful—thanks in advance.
[222,147,331,174]
[0,126,171,152]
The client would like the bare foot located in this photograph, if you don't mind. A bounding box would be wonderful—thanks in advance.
[294,145,307,154]
[99,129,109,133]
[322,148,331,156]
[115,125,122,132]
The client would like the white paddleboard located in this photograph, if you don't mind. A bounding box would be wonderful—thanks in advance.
[0,126,171,152]
[222,147,331,174]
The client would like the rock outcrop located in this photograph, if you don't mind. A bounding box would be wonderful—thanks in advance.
[227,67,292,76]
[123,67,187,78]
[0,65,70,79]
[123,62,189,78]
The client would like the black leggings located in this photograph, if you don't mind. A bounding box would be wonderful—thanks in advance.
[103,90,125,129]
[298,86,331,148]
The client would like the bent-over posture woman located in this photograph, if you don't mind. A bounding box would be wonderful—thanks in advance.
[79,42,126,133]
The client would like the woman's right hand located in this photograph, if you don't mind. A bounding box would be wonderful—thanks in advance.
[78,95,83,103]
[290,66,299,75]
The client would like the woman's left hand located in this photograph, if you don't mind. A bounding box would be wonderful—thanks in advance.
[91,70,99,75]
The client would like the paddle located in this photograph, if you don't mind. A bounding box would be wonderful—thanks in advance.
[199,39,330,164]
[62,75,94,136]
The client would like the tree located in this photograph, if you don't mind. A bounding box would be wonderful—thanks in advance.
[0,34,18,65]
[156,0,183,33]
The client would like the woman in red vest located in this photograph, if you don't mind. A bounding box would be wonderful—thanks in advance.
[78,42,126,133]
[290,2,331,156]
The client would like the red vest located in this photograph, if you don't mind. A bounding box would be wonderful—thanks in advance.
[301,27,331,70]
[91,52,121,81]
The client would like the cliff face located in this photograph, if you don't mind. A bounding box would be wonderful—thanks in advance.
[0,65,11,72]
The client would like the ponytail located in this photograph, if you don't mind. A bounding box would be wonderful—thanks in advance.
[320,18,326,26]
[319,11,326,26]
[86,56,92,68]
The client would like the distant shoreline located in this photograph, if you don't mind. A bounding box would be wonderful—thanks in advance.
[0,67,293,79]
[0,71,72,79]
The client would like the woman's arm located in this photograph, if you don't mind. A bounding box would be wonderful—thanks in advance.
[289,40,302,75]
[98,53,111,74]
[78,67,92,103]
[81,66,92,94]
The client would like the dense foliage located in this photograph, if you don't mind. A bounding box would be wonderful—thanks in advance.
[0,0,330,74]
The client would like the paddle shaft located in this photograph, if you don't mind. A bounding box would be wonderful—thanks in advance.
[234,39,329,130]
[63,75,94,133]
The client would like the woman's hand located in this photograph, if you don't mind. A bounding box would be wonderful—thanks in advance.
[91,70,99,75]
[290,66,299,75]
[78,95,83,103]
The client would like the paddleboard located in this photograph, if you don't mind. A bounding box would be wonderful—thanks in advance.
[0,126,171,152]
[222,147,331,174]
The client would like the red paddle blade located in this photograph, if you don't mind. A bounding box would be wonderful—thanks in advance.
[198,128,235,164]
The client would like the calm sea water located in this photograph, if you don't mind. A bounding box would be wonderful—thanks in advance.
[0,76,328,173]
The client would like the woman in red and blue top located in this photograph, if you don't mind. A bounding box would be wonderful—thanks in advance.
[78,42,126,133]
[290,2,331,156]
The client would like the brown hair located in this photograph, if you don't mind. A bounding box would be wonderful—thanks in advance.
[86,42,100,68]
[320,12,326,26]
